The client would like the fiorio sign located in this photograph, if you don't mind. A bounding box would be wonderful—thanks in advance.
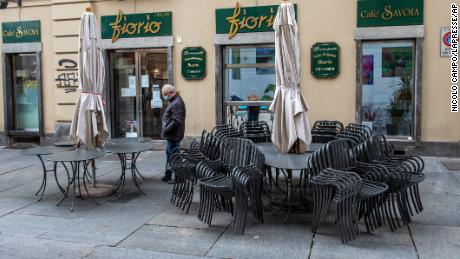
[215,2,296,39]
[2,21,41,44]
[101,10,172,43]
[357,0,423,27]
[311,42,340,79]
[182,47,206,80]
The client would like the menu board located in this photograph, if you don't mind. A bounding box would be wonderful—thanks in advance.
[182,47,206,80]
[311,42,340,78]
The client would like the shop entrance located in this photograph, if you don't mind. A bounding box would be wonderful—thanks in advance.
[110,49,168,139]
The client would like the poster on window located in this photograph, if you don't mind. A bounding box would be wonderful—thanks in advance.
[125,120,138,138]
[151,86,163,109]
[362,55,374,85]
[381,47,413,77]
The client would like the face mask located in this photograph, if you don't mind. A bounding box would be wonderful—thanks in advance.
[163,95,169,101]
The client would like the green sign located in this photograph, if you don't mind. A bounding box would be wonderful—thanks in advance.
[182,47,206,80]
[311,42,340,79]
[216,2,296,39]
[2,21,41,44]
[357,0,423,27]
[101,10,172,42]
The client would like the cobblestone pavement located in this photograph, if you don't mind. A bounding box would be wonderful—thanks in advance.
[0,147,459,259]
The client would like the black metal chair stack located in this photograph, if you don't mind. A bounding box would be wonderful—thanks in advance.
[356,134,425,230]
[231,165,264,234]
[311,168,362,244]
[311,120,344,143]
[169,124,241,214]
[196,138,265,233]
[240,121,271,143]
[170,130,222,213]
[337,123,372,144]
[308,139,389,243]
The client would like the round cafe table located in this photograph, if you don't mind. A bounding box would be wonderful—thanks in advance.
[47,149,105,212]
[106,137,153,144]
[20,146,74,201]
[104,142,153,197]
[256,143,324,221]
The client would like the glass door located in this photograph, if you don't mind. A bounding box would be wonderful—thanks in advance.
[12,53,39,131]
[360,40,416,140]
[111,51,137,138]
[111,49,168,139]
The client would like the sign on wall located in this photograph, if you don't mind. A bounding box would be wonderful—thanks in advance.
[311,42,340,79]
[215,2,296,39]
[441,27,451,57]
[357,0,423,27]
[101,10,172,43]
[182,47,206,80]
[2,20,41,43]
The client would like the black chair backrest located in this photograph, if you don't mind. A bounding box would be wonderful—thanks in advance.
[356,134,391,163]
[240,121,271,143]
[324,139,356,171]
[311,120,344,143]
[220,138,265,171]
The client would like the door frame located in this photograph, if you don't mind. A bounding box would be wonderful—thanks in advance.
[107,48,171,138]
[2,50,43,142]
[354,25,424,146]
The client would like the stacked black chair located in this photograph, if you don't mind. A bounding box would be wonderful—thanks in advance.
[196,138,265,233]
[170,130,222,213]
[337,123,373,145]
[356,134,425,230]
[308,139,389,240]
[311,120,344,143]
[232,165,264,234]
[311,168,362,244]
[240,121,271,143]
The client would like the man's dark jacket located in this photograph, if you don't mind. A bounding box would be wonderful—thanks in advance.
[162,95,186,141]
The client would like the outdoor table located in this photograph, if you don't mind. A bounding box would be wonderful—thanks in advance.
[53,141,75,147]
[104,142,153,197]
[106,137,153,144]
[20,146,74,201]
[256,143,324,221]
[46,149,105,212]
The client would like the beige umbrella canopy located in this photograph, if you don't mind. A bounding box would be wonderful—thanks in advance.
[270,2,312,153]
[70,9,109,149]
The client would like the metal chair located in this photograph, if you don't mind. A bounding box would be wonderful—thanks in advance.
[311,120,343,143]
[240,121,271,143]
[356,134,425,230]
[197,138,265,232]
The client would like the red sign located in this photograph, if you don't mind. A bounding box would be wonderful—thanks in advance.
[443,31,452,47]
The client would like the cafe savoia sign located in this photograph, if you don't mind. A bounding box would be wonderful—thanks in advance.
[101,10,172,43]
[216,2,296,39]
[2,20,41,44]
[357,0,423,27]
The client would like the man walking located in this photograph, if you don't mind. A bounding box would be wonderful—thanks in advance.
[161,84,186,182]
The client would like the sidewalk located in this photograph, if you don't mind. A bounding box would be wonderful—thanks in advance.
[0,147,459,259]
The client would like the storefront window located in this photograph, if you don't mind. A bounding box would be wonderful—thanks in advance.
[360,41,415,139]
[224,45,275,127]
[12,53,39,131]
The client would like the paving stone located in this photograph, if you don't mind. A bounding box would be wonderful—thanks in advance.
[410,223,460,259]
[310,240,417,259]
[41,203,164,246]
[148,204,232,229]
[411,193,460,226]
[0,197,37,216]
[421,157,446,173]
[0,213,69,237]
[88,245,219,259]
[109,178,173,206]
[118,225,225,256]
[418,172,460,196]
[314,223,413,246]
[207,219,311,259]
[0,234,94,259]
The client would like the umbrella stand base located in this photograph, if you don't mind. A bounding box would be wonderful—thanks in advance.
[79,183,114,198]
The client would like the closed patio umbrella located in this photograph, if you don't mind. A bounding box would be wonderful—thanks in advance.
[70,8,108,149]
[270,2,312,153]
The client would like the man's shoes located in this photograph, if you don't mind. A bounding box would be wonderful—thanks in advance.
[161,175,172,182]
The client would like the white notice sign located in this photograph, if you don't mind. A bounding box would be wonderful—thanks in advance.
[441,27,451,57]
[128,76,136,89]
[141,75,149,88]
